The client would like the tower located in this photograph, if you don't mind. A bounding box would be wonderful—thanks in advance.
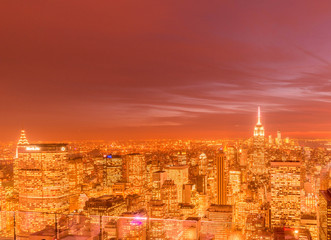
[250,107,267,175]
[216,149,227,205]
[319,188,331,240]
[207,205,233,240]
[16,143,70,235]
[17,130,29,145]
[164,165,189,203]
[16,129,29,158]
[253,106,265,143]
[270,160,301,228]
[123,153,146,194]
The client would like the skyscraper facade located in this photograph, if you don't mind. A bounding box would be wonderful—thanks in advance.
[270,160,301,228]
[253,106,265,145]
[250,106,267,175]
[123,153,146,194]
[16,144,69,234]
[216,149,227,205]
[164,165,189,203]
[319,188,331,240]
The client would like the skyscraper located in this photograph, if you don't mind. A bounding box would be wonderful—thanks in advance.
[276,131,282,145]
[161,180,178,217]
[16,143,69,235]
[123,153,146,194]
[319,188,331,240]
[164,165,188,203]
[216,149,227,205]
[16,129,29,158]
[253,106,265,142]
[227,170,241,205]
[207,205,233,240]
[270,160,301,228]
[105,154,123,187]
[250,106,267,175]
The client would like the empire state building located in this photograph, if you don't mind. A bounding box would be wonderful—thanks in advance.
[253,106,264,138]
[250,106,267,175]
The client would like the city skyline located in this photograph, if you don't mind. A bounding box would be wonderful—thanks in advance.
[1,107,330,143]
[1,2,331,239]
[2,1,331,140]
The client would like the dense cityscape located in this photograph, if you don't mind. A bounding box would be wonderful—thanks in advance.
[0,107,329,239]
[2,1,331,239]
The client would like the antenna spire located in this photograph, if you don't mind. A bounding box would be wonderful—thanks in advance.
[257,106,261,125]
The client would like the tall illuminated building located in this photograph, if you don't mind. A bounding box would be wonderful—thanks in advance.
[225,146,238,169]
[149,200,166,239]
[207,205,233,240]
[276,130,282,145]
[152,171,167,200]
[270,160,301,228]
[14,130,30,193]
[253,106,264,145]
[319,188,331,240]
[67,156,84,212]
[250,106,267,175]
[177,151,187,165]
[216,149,227,205]
[16,143,69,235]
[104,154,123,187]
[199,153,208,175]
[164,165,188,203]
[150,172,167,239]
[161,180,178,217]
[227,170,241,205]
[17,130,29,144]
[123,153,146,194]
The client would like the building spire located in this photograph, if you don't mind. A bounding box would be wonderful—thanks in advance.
[17,129,29,145]
[257,106,261,125]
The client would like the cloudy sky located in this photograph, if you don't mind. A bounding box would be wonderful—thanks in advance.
[1,1,331,141]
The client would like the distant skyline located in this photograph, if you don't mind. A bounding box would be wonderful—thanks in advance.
[2,1,331,141]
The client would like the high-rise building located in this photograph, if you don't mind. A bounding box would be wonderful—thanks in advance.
[196,174,207,194]
[161,180,178,217]
[216,149,227,205]
[149,200,166,239]
[268,135,273,145]
[319,188,331,240]
[16,143,70,235]
[123,153,146,194]
[177,151,187,165]
[206,205,233,240]
[182,184,193,204]
[67,156,84,212]
[276,131,282,145]
[253,106,265,146]
[16,130,29,158]
[164,165,189,203]
[104,154,123,188]
[270,160,301,228]
[151,170,167,200]
[14,130,30,194]
[250,106,267,175]
[199,153,208,175]
[225,146,238,169]
[300,215,318,240]
[227,170,241,205]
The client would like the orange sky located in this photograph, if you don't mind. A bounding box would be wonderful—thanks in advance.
[1,1,331,141]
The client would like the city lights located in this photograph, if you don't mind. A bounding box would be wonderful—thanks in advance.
[1,1,331,239]
[0,105,328,239]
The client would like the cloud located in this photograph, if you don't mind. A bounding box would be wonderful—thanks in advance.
[1,1,331,140]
